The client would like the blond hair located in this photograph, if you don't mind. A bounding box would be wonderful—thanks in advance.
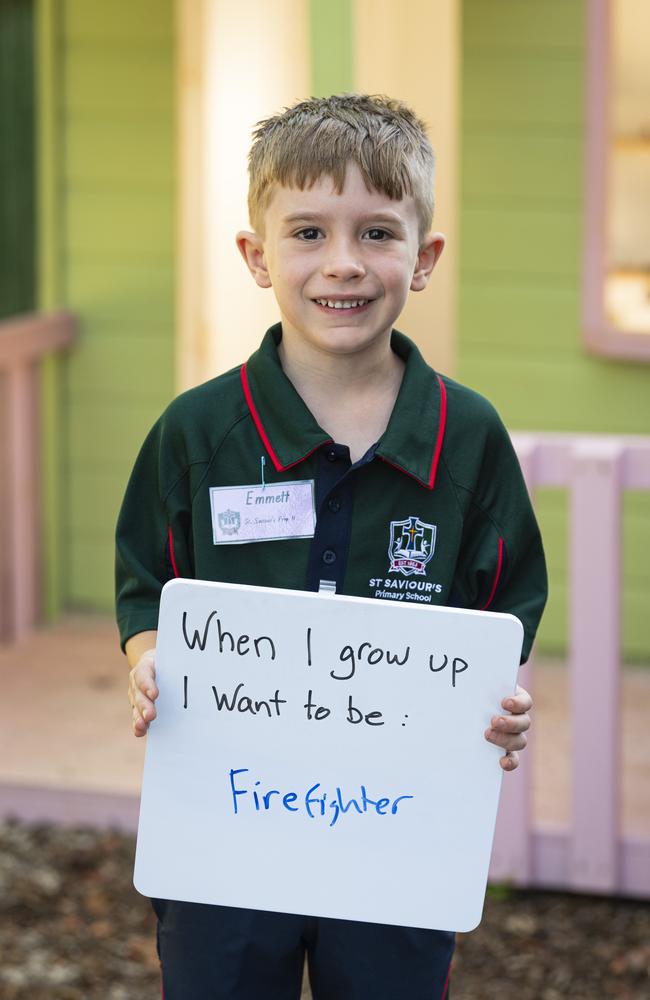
[247,93,435,242]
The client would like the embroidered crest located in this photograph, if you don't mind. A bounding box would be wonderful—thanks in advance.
[217,508,241,536]
[388,516,436,576]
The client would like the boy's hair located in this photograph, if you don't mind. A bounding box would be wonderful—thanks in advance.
[247,93,435,242]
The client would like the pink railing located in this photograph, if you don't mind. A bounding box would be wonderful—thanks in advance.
[491,432,650,898]
[0,311,76,641]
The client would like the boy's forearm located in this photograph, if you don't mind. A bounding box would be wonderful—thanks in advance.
[125,630,158,668]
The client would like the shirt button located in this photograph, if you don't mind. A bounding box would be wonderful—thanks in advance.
[326,449,337,462]
[327,498,341,513]
[322,549,337,565]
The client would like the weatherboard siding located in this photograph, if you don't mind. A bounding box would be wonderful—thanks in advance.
[459,0,650,659]
[58,0,176,610]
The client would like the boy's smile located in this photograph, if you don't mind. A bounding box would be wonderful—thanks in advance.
[237,164,444,368]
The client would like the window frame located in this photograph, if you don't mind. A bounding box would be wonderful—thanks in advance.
[583,0,650,361]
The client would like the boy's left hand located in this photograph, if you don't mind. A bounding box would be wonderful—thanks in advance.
[485,685,532,771]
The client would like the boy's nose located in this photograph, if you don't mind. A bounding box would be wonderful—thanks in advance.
[321,239,366,280]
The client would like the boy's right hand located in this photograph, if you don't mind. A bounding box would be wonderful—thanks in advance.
[128,648,159,737]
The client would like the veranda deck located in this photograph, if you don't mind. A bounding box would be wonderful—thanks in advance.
[1,615,648,879]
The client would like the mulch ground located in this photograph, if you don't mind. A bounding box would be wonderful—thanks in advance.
[1,820,649,999]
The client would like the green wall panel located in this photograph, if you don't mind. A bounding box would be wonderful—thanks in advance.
[65,260,174,330]
[624,494,650,585]
[48,0,176,614]
[535,581,568,655]
[65,117,173,187]
[529,490,650,660]
[68,401,166,469]
[68,470,131,538]
[533,490,567,654]
[63,47,172,115]
[460,282,580,359]
[310,0,353,96]
[65,189,173,257]
[461,206,581,279]
[458,356,650,434]
[623,594,650,662]
[459,0,650,660]
[66,333,174,399]
[63,0,173,41]
[533,490,567,574]
[463,0,583,50]
[462,133,581,206]
[68,539,116,611]
[463,53,583,130]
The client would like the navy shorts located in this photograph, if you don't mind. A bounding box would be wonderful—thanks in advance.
[152,900,454,999]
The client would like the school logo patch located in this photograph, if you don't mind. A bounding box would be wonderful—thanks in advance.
[217,508,241,536]
[388,516,436,576]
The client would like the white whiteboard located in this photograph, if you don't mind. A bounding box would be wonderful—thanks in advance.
[134,579,523,932]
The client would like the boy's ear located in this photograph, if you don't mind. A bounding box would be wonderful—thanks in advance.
[236,231,272,289]
[410,233,445,292]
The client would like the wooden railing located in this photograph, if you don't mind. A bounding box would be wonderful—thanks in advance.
[0,311,76,641]
[491,432,650,898]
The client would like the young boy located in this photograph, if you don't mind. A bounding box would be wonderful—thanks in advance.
[116,94,546,1000]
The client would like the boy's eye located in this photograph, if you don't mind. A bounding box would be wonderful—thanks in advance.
[295,228,322,241]
[364,228,391,241]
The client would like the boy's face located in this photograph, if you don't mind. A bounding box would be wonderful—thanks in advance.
[237,163,444,365]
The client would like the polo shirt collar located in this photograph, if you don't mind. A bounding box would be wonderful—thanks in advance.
[375,330,447,490]
[241,324,447,489]
[241,325,333,472]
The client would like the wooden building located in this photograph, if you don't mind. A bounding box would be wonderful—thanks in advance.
[2,0,648,661]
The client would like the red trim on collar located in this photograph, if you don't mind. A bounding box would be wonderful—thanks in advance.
[240,363,333,472]
[482,536,504,610]
[378,453,431,489]
[378,372,447,489]
[279,442,333,471]
[240,363,284,471]
[167,526,180,578]
[429,374,447,488]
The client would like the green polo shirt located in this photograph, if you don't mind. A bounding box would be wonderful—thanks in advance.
[116,325,547,660]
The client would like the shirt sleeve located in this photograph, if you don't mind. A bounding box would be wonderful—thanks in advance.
[451,411,548,664]
[115,411,195,652]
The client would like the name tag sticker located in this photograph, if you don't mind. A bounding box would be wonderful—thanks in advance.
[210,481,316,545]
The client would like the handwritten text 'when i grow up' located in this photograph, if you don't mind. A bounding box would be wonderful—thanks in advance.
[175,609,471,728]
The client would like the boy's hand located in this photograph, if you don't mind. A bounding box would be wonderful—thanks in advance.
[128,648,159,737]
[484,684,532,771]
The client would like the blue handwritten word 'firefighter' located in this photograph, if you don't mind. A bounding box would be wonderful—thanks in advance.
[228,768,414,828]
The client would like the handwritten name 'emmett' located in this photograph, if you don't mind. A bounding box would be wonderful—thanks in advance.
[246,489,290,506]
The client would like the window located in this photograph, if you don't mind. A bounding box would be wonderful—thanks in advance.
[583,0,650,360]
